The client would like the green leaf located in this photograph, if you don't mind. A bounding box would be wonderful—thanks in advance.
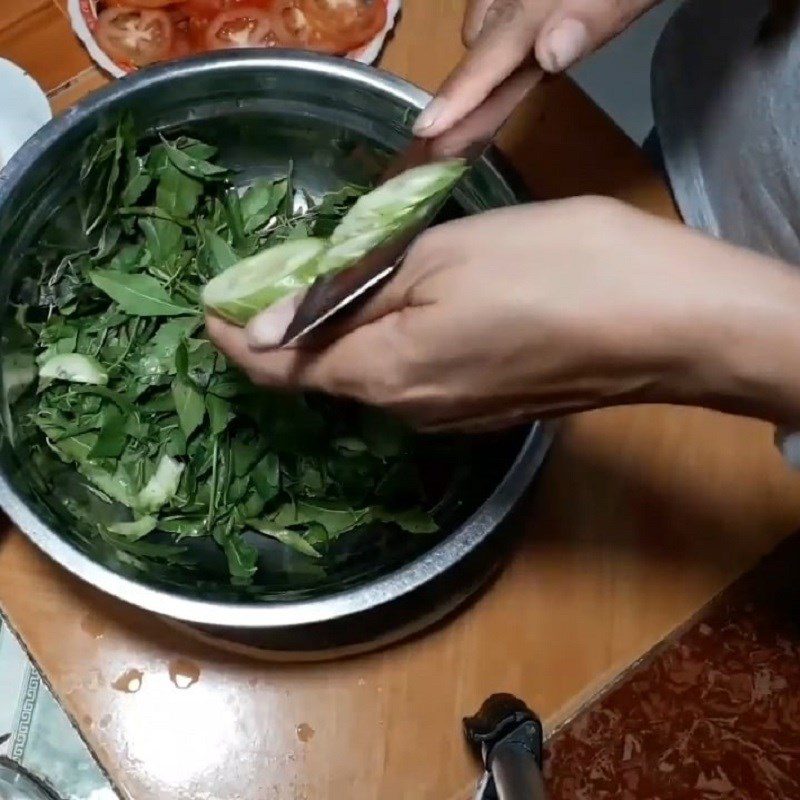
[248,519,322,558]
[231,432,263,478]
[157,517,207,539]
[89,405,127,459]
[177,138,217,161]
[201,226,239,275]
[156,162,203,219]
[163,140,229,179]
[205,394,233,436]
[107,243,145,273]
[241,178,287,234]
[221,529,258,583]
[252,452,280,501]
[90,270,194,316]
[165,425,187,457]
[150,317,202,358]
[172,380,204,439]
[272,499,365,538]
[139,217,183,267]
[375,507,438,534]
[222,188,248,252]
[79,121,125,235]
[174,340,189,378]
[121,147,151,207]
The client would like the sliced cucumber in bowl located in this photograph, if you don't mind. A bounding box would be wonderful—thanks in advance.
[202,159,468,327]
[202,237,327,325]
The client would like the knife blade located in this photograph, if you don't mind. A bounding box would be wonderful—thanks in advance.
[279,64,540,348]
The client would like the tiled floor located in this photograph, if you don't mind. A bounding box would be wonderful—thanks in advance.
[545,530,800,798]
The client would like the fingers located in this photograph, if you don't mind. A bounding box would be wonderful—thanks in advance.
[246,289,307,349]
[211,311,541,434]
[242,266,411,352]
[207,310,407,404]
[413,0,538,138]
[242,220,459,352]
[421,0,658,140]
[207,314,305,388]
[462,0,497,44]
[536,0,657,72]
[427,64,541,159]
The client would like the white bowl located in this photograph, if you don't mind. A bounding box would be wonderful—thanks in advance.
[0,59,52,169]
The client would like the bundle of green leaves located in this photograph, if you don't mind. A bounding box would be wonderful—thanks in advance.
[9,119,466,587]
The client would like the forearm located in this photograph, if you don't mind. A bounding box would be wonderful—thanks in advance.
[688,290,800,428]
[636,233,800,427]
[210,196,800,435]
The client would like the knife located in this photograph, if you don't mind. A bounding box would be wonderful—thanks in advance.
[279,65,540,348]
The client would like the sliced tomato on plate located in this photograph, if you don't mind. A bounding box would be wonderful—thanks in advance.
[96,0,387,63]
[204,6,278,48]
[297,0,386,52]
[96,7,174,66]
[178,0,227,18]
[171,29,193,56]
[105,0,178,8]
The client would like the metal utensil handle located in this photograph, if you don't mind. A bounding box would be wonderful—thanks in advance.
[490,738,548,800]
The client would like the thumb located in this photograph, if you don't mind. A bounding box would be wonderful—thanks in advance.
[245,268,410,350]
[535,0,656,72]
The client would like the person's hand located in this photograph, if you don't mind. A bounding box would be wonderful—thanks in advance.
[412,0,661,138]
[206,197,800,432]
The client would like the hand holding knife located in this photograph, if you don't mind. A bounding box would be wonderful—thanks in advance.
[279,64,541,348]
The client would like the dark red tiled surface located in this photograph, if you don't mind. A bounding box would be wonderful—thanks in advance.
[545,532,800,799]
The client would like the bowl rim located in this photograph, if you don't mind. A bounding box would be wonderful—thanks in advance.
[0,50,552,629]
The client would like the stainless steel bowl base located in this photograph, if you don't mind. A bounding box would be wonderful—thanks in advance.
[0,51,552,650]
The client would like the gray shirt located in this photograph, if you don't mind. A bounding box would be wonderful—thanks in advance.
[653,0,800,262]
[652,0,800,460]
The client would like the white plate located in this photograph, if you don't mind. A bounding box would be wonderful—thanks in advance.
[0,59,52,169]
[68,0,402,78]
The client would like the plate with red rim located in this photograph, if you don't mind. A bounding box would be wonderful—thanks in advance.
[68,0,402,78]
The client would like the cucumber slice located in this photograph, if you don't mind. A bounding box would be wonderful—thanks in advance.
[136,454,184,513]
[39,353,108,386]
[314,230,383,275]
[202,162,466,325]
[108,516,158,540]
[330,159,467,246]
[202,238,326,326]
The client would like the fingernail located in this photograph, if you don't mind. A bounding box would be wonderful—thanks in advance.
[541,18,589,72]
[246,293,302,349]
[412,98,446,136]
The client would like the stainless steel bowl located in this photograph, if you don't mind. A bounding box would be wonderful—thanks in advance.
[0,51,551,651]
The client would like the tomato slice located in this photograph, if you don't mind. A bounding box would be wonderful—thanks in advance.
[205,7,283,48]
[96,8,174,66]
[171,29,193,57]
[297,0,386,52]
[108,0,178,8]
[177,0,227,18]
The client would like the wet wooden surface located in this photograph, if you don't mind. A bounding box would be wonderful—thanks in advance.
[3,2,800,798]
